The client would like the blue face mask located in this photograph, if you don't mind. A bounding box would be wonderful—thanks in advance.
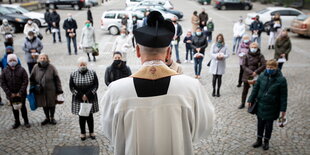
[244,40,249,43]
[250,48,257,53]
[196,32,202,36]
[217,42,223,48]
[266,69,276,75]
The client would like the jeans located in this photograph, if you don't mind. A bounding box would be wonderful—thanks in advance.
[27,62,37,74]
[66,36,77,54]
[12,100,29,124]
[194,57,203,75]
[79,113,94,134]
[185,47,193,60]
[171,43,180,61]
[206,31,212,42]
[52,31,61,42]
[232,36,242,53]
[251,36,261,48]
[238,65,244,85]
[46,23,52,33]
[257,117,274,140]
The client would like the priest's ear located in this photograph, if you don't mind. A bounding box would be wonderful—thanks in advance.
[165,46,172,62]
[136,45,141,58]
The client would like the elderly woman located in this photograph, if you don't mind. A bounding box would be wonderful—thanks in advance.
[1,54,29,129]
[79,20,96,62]
[209,34,229,97]
[238,42,266,109]
[274,29,291,70]
[23,31,43,73]
[236,34,252,87]
[247,59,288,150]
[30,53,63,125]
[69,57,99,141]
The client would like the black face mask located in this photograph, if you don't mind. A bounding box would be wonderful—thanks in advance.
[39,61,49,68]
[112,60,123,68]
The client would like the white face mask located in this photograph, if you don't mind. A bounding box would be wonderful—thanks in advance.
[28,21,33,25]
[28,36,34,40]
[8,61,18,67]
[121,33,126,37]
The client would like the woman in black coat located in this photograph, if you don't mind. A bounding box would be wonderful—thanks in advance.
[105,52,132,86]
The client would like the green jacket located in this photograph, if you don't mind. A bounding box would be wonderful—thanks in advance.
[274,37,291,61]
[247,70,287,120]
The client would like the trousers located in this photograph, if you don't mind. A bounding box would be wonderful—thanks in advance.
[257,117,274,140]
[79,113,94,134]
[12,100,29,124]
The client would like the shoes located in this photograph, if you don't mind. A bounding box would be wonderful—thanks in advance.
[268,46,271,50]
[50,118,57,125]
[252,137,262,148]
[12,122,21,129]
[41,119,50,126]
[232,53,236,55]
[80,134,86,141]
[190,60,194,63]
[90,133,96,140]
[216,90,220,97]
[59,40,62,43]
[212,89,216,97]
[176,60,181,64]
[53,41,56,43]
[25,123,31,128]
[184,60,188,63]
[271,45,274,49]
[195,75,198,79]
[93,57,96,62]
[263,139,269,150]
[238,104,245,109]
[236,84,242,87]
[197,75,201,79]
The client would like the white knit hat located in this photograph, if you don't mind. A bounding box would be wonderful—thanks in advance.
[7,54,18,63]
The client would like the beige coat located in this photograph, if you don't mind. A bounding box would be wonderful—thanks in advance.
[169,61,183,74]
[191,15,199,32]
[30,64,63,107]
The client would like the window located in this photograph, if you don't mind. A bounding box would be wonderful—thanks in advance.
[104,13,116,19]
[290,11,301,16]
[271,10,290,16]
[117,13,128,19]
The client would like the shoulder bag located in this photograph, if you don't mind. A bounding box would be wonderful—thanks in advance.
[248,100,258,115]
[207,46,223,67]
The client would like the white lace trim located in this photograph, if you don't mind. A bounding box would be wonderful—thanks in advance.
[142,60,166,67]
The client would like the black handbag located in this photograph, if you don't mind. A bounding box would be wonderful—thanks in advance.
[37,33,43,40]
[248,100,258,115]
[207,60,211,67]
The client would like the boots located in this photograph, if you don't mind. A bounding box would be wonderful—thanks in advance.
[272,45,274,49]
[12,121,21,129]
[212,89,216,97]
[41,118,50,126]
[238,103,245,109]
[263,139,269,150]
[268,45,271,50]
[252,137,262,148]
[216,89,220,97]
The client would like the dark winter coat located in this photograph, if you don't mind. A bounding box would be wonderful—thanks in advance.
[44,11,51,23]
[69,69,99,115]
[30,63,63,107]
[0,65,28,100]
[49,12,61,28]
[242,49,266,82]
[183,35,193,49]
[63,19,78,37]
[190,34,208,55]
[174,23,183,42]
[250,20,264,36]
[198,12,208,27]
[105,62,131,86]
[248,70,288,120]
[275,37,291,61]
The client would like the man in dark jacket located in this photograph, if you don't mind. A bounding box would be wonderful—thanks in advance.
[198,8,208,29]
[239,42,266,109]
[171,17,183,64]
[50,9,61,43]
[63,13,78,55]
[250,15,264,47]
[247,59,287,151]
[0,54,30,129]
[44,9,51,34]
[104,52,131,86]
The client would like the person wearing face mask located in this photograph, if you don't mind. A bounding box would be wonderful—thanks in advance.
[23,19,40,37]
[80,20,96,62]
[247,59,287,151]
[70,57,99,141]
[0,19,14,47]
[63,13,78,55]
[274,29,291,70]
[191,27,208,79]
[238,42,266,109]
[112,29,132,62]
[170,17,183,64]
[1,46,21,70]
[209,34,229,97]
[30,54,63,126]
[105,52,132,86]
[49,9,61,43]
[0,54,30,129]
[232,16,245,55]
[268,13,282,50]
[250,15,264,47]
[236,34,252,87]
[22,31,43,73]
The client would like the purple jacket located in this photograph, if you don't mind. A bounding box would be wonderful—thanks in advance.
[237,40,251,65]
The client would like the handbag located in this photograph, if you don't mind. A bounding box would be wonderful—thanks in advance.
[37,33,43,40]
[35,70,47,94]
[27,92,37,111]
[92,43,99,56]
[79,102,93,117]
[11,96,22,110]
[207,46,223,67]
[248,100,258,115]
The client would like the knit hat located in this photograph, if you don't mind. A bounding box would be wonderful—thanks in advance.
[7,54,18,63]
[6,46,14,52]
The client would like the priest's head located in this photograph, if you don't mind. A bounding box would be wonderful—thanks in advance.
[133,11,175,64]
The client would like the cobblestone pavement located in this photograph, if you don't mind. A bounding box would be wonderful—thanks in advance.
[0,0,309,154]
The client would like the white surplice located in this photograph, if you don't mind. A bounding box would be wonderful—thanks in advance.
[101,61,215,155]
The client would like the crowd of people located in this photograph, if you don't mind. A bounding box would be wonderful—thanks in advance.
[0,4,291,154]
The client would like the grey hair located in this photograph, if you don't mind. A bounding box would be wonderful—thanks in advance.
[38,53,50,62]
[77,57,88,65]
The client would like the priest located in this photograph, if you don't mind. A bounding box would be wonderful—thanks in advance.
[101,11,215,155]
